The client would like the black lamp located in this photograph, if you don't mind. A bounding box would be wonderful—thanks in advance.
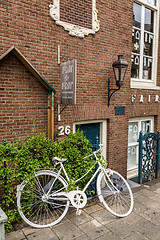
[108,54,128,107]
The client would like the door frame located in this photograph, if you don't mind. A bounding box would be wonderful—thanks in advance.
[127,116,154,179]
[73,119,107,159]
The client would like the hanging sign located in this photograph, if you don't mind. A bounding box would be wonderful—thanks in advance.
[61,60,76,104]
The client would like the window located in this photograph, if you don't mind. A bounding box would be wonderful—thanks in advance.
[131,0,159,88]
[127,116,154,171]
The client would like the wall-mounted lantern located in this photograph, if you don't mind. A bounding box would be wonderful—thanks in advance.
[108,54,128,107]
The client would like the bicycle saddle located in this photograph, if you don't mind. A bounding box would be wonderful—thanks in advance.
[52,157,67,162]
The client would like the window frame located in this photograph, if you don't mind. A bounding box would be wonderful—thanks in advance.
[131,0,159,89]
[127,116,154,171]
[49,0,100,38]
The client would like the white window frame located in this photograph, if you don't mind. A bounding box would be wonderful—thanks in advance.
[127,116,154,175]
[131,0,160,90]
[73,120,107,159]
[49,0,100,38]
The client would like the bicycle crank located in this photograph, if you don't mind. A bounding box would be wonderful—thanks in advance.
[68,190,87,209]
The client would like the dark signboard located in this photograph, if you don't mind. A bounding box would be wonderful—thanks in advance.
[61,60,76,104]
[115,106,125,115]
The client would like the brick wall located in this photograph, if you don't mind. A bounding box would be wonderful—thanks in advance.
[0,52,48,142]
[60,0,92,29]
[1,0,160,176]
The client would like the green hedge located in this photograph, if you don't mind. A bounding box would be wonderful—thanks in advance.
[0,131,94,231]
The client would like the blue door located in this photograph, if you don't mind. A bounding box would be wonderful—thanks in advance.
[76,123,100,151]
[76,122,100,196]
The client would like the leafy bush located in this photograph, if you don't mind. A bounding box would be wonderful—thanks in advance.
[0,131,95,231]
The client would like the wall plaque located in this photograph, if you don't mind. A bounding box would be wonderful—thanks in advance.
[115,106,125,115]
[61,60,76,104]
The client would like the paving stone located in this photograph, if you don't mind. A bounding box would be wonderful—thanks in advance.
[154,187,160,194]
[123,211,143,225]
[52,220,83,240]
[139,188,154,198]
[67,209,93,226]
[134,194,160,211]
[95,232,121,240]
[153,231,160,240]
[132,191,142,200]
[106,219,135,238]
[90,209,117,225]
[74,235,90,240]
[140,209,160,226]
[148,182,160,191]
[22,226,41,236]
[149,194,160,204]
[124,232,149,240]
[78,219,109,240]
[27,228,58,240]
[133,219,160,239]
[83,204,103,214]
[132,201,149,215]
[6,230,26,240]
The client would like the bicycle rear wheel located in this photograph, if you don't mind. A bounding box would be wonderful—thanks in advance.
[97,169,133,217]
[17,170,69,228]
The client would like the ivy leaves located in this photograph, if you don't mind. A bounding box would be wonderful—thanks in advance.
[0,131,94,232]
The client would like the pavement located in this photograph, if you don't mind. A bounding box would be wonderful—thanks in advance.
[5,178,160,240]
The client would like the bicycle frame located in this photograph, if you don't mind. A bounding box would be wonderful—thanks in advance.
[46,148,105,196]
[17,144,134,229]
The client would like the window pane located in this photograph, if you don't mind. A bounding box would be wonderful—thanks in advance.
[141,120,151,134]
[143,57,152,79]
[132,29,141,54]
[128,146,137,169]
[128,122,138,143]
[144,32,153,56]
[131,55,140,79]
[144,8,154,32]
[133,3,141,28]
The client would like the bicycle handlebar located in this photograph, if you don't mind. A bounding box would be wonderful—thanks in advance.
[84,144,103,159]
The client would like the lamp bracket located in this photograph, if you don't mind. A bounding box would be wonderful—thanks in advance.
[108,78,120,107]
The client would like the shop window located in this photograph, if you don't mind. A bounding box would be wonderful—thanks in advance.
[131,0,159,88]
[127,117,154,171]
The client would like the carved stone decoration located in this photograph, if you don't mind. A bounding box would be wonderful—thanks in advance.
[49,0,59,21]
[49,0,100,38]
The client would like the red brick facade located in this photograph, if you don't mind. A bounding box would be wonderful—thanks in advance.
[1,0,160,177]
[0,52,49,142]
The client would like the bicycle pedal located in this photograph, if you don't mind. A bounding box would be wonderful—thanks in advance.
[76,209,82,216]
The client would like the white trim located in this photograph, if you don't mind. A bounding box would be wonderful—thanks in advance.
[73,120,107,159]
[49,0,100,38]
[127,116,154,175]
[131,0,159,87]
[135,0,158,10]
[131,80,160,89]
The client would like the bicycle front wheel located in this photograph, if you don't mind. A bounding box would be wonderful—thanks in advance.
[17,170,69,228]
[97,169,133,217]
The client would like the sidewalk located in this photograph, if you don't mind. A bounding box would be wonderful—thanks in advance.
[5,178,160,240]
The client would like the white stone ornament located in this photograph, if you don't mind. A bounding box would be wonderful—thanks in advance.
[49,0,100,38]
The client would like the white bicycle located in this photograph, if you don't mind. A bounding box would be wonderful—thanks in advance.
[17,144,133,228]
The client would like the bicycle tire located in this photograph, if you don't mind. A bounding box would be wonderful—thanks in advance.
[97,169,133,217]
[17,170,69,228]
